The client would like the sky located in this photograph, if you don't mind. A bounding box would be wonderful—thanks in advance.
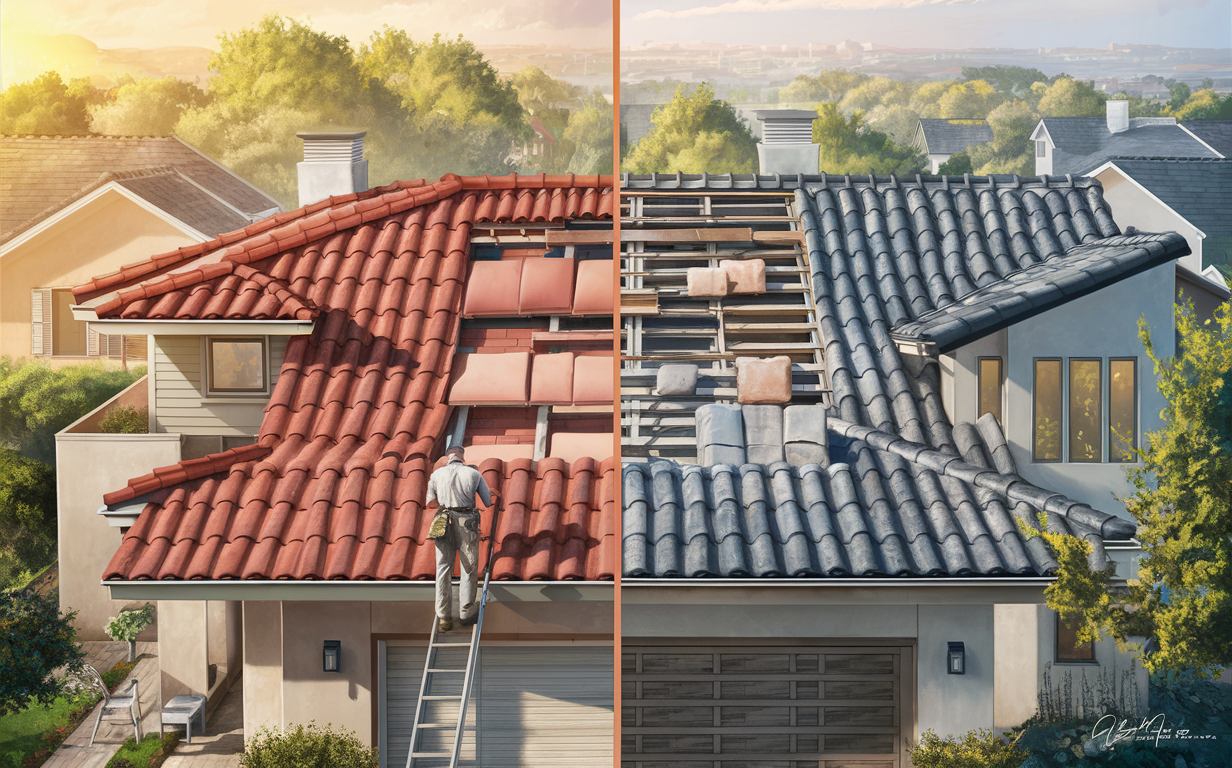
[622,0,1232,50]
[1,0,613,50]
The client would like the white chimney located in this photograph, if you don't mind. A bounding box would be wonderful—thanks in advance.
[756,110,819,176]
[297,130,369,207]
[1106,100,1129,134]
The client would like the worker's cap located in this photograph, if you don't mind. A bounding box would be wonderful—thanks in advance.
[445,445,466,459]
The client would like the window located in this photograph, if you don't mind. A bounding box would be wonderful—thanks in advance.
[1109,358,1137,462]
[207,337,267,394]
[1036,140,1047,158]
[977,357,1003,426]
[1069,358,1102,462]
[1033,358,1062,462]
[1056,612,1096,663]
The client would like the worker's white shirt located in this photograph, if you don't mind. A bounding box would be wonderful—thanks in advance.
[425,459,493,509]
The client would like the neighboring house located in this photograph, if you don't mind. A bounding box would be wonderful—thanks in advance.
[911,118,994,173]
[619,170,1189,766]
[1090,156,1231,317]
[0,136,281,367]
[1179,119,1232,157]
[1030,100,1224,177]
[58,142,616,764]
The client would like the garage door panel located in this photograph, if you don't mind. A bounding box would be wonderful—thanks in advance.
[623,645,903,768]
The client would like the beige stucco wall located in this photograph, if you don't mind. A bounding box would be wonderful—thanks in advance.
[242,597,614,745]
[0,189,201,365]
[54,430,181,639]
[159,600,210,702]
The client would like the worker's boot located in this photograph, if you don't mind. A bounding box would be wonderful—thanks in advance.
[438,617,453,633]
[459,615,477,628]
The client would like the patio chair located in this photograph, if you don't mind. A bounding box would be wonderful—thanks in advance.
[83,663,142,746]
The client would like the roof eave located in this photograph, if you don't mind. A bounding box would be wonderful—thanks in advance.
[104,579,614,602]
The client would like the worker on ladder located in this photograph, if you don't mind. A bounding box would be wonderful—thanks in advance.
[425,445,492,633]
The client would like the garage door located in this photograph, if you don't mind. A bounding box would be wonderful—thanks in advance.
[383,644,613,768]
[621,644,907,768]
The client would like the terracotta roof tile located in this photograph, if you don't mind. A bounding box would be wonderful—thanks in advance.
[530,352,575,404]
[462,260,524,316]
[518,257,576,314]
[572,354,615,406]
[573,259,616,315]
[449,352,532,405]
[87,173,613,582]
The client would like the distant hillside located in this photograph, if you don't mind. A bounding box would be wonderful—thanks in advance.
[1,31,213,89]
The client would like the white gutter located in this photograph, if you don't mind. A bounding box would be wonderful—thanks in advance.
[104,580,613,602]
[70,311,314,336]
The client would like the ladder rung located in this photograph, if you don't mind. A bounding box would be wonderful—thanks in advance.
[426,668,466,673]
[421,694,463,700]
[412,723,463,729]
[412,752,453,758]
[431,642,473,647]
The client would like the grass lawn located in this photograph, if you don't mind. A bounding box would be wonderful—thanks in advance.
[0,691,98,768]
[106,733,179,768]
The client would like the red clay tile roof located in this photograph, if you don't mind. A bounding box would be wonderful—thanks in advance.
[88,172,614,581]
[449,352,532,405]
[104,456,616,581]
[573,259,616,315]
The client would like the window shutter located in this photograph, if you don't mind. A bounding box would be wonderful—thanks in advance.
[31,289,52,356]
[87,325,101,357]
[106,334,123,358]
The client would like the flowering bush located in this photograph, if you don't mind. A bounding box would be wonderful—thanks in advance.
[105,603,155,642]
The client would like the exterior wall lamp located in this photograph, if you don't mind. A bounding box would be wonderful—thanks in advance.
[948,642,965,675]
[323,640,342,673]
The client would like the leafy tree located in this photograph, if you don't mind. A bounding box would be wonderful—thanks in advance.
[961,65,1052,96]
[1168,82,1192,112]
[0,449,57,588]
[622,83,756,174]
[937,79,1001,119]
[0,588,84,715]
[1032,301,1232,678]
[1171,89,1232,121]
[0,358,145,465]
[911,80,958,118]
[813,103,924,176]
[936,151,973,175]
[512,66,581,115]
[865,104,921,146]
[838,76,914,113]
[1037,77,1106,117]
[0,72,95,135]
[562,90,614,175]
[89,76,209,136]
[1107,92,1165,118]
[779,69,869,106]
[968,100,1036,175]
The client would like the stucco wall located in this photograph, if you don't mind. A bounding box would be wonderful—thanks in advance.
[941,328,1009,427]
[1006,263,1175,518]
[0,190,199,364]
[243,601,284,734]
[1034,605,1149,718]
[994,603,1042,729]
[917,603,995,738]
[1097,168,1202,274]
[282,601,375,743]
[159,600,209,702]
[55,431,180,639]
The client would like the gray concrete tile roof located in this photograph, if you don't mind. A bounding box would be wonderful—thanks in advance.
[1037,117,1220,176]
[1106,157,1231,240]
[914,119,993,155]
[1180,120,1232,157]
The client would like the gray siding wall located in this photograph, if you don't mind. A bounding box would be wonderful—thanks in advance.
[153,335,287,436]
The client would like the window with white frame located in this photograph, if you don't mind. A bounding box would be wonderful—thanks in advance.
[206,337,268,394]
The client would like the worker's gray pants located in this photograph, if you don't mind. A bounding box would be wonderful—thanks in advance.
[434,509,479,621]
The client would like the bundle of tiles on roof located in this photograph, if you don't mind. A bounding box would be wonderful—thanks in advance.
[686,258,767,297]
[463,257,613,316]
[449,351,614,406]
[696,403,828,468]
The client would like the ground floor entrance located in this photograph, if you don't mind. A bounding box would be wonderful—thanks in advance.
[620,641,914,768]
[379,641,614,768]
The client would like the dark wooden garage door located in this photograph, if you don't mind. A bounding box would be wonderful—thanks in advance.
[621,644,908,768]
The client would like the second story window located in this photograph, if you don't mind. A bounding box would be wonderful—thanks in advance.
[1033,358,1063,462]
[1036,140,1047,158]
[207,337,267,394]
[1109,358,1137,462]
[977,357,1003,426]
[1068,358,1102,462]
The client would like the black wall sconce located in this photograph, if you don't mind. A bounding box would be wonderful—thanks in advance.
[947,642,965,675]
[323,640,342,673]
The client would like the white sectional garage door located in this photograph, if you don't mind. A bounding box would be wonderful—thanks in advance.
[383,644,613,768]
[621,644,908,768]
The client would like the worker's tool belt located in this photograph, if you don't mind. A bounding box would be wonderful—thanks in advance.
[428,507,480,541]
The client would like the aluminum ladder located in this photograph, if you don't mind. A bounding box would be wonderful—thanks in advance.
[405,506,498,768]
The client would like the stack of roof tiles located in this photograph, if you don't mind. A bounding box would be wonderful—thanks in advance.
[621,173,1187,580]
[84,173,615,582]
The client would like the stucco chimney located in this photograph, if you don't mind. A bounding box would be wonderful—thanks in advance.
[755,110,819,175]
[297,130,369,207]
[1106,100,1130,134]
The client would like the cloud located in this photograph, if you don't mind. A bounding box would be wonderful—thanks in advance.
[634,0,977,20]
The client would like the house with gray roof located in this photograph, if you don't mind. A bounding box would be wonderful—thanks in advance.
[1180,119,1232,157]
[619,149,1191,764]
[911,118,994,173]
[1089,156,1230,318]
[1029,100,1224,177]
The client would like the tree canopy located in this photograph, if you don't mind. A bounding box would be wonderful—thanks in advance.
[961,65,1053,95]
[88,76,210,136]
[1034,300,1232,678]
[0,72,96,135]
[813,103,924,176]
[622,83,757,174]
[1036,77,1106,117]
[0,588,84,715]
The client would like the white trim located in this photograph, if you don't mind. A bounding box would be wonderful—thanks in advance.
[1029,120,1054,147]
[1,183,209,258]
[103,580,614,602]
[171,134,284,212]
[1176,123,1226,158]
[71,315,314,336]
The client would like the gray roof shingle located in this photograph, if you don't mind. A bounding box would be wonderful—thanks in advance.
[915,119,994,155]
[1180,120,1232,157]
[116,168,252,238]
[1106,157,1231,239]
[1037,117,1220,176]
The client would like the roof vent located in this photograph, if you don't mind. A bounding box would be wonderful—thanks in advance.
[297,130,369,207]
[755,110,819,175]
[1106,100,1129,135]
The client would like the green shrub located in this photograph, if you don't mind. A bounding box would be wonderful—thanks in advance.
[98,405,148,434]
[240,723,378,768]
[101,659,137,691]
[105,731,179,768]
[0,588,83,715]
[908,728,1026,768]
[105,603,155,642]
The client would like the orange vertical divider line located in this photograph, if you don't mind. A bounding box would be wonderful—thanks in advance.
[611,0,622,766]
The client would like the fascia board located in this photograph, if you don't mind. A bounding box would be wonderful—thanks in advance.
[104,580,614,602]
